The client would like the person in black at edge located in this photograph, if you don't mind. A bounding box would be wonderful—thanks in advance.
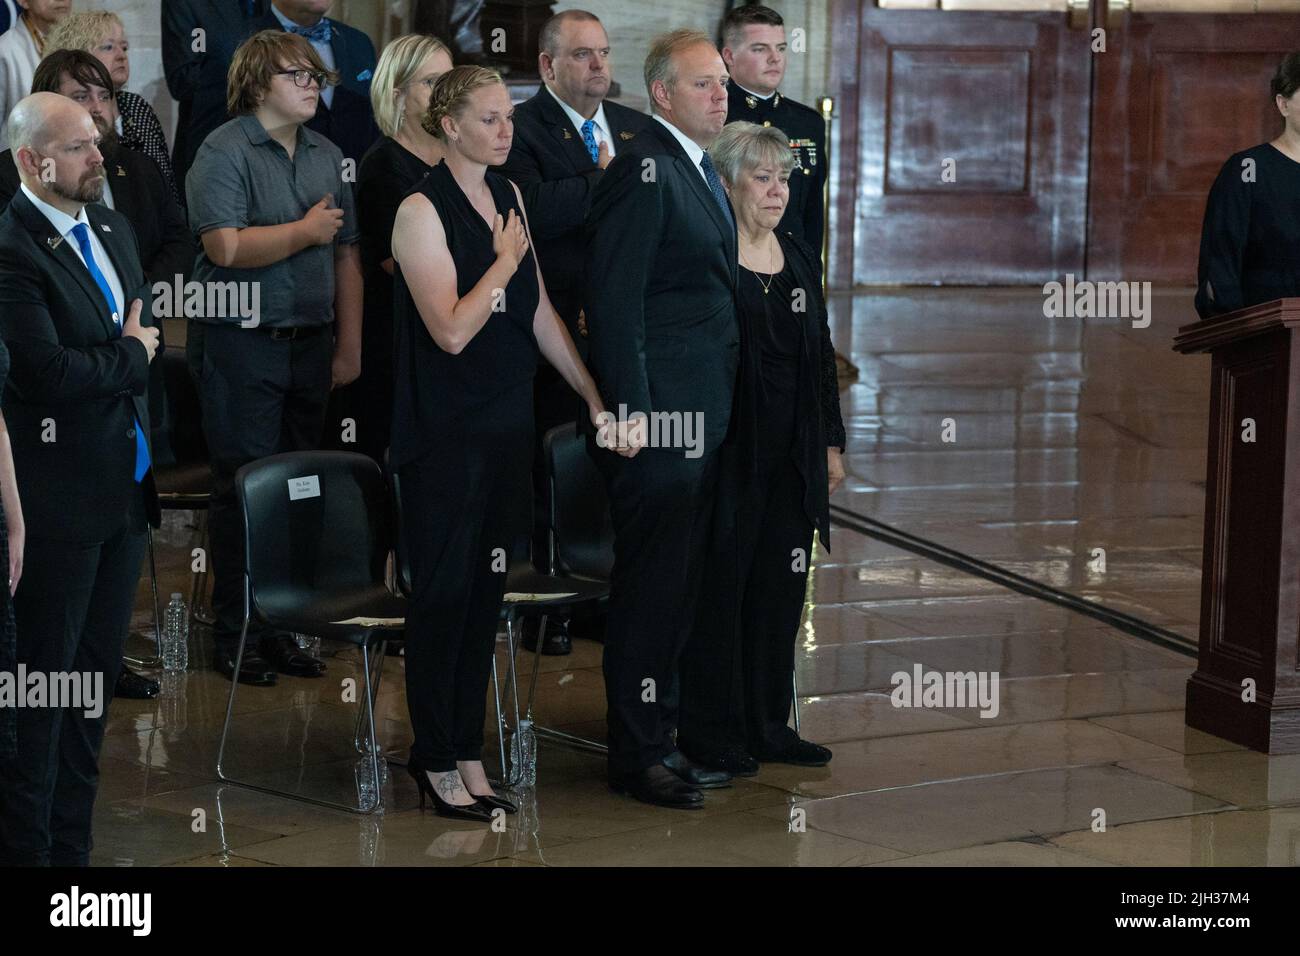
[390,66,620,820]
[500,8,651,655]
[676,121,843,775]
[720,4,826,257]
[352,32,452,464]
[1196,52,1300,318]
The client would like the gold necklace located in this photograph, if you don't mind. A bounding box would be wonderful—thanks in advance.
[740,238,779,294]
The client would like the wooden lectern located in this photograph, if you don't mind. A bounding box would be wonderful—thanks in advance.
[1175,298,1300,753]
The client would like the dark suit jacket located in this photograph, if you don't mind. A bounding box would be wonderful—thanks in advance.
[584,119,740,456]
[0,147,193,289]
[0,191,161,541]
[500,89,651,334]
[162,0,269,188]
[169,4,379,185]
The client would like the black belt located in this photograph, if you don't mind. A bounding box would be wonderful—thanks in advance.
[258,325,327,340]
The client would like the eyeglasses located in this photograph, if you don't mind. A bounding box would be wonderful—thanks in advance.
[276,69,329,89]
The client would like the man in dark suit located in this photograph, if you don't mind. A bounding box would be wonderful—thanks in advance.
[721,4,827,257]
[164,0,379,191]
[0,51,192,702]
[584,29,739,808]
[500,9,650,656]
[162,0,270,191]
[0,92,161,865]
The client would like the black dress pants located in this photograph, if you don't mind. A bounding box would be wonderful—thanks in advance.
[0,497,147,865]
[593,442,721,775]
[400,382,532,771]
[198,324,332,645]
[678,453,813,756]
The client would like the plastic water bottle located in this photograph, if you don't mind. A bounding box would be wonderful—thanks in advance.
[161,593,189,672]
[510,718,537,787]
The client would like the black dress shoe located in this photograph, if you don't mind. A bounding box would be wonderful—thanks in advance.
[679,742,759,777]
[756,739,833,767]
[661,749,732,788]
[520,617,572,656]
[609,765,704,809]
[114,667,160,700]
[212,644,277,687]
[260,634,326,677]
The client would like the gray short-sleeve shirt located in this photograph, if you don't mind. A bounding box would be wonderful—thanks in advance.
[187,113,358,328]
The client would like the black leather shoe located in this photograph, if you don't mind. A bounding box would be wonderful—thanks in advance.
[521,617,572,656]
[260,635,326,677]
[114,667,160,700]
[473,792,518,814]
[212,645,277,687]
[662,749,731,788]
[757,739,833,767]
[679,742,759,777]
[609,765,704,809]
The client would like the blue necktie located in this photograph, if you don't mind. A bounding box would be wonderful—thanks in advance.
[71,223,151,483]
[288,19,332,44]
[699,152,735,230]
[580,119,600,164]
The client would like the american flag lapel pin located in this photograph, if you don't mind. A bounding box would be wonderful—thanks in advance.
[46,235,63,250]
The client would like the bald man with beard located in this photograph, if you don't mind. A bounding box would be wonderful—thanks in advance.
[0,92,160,865]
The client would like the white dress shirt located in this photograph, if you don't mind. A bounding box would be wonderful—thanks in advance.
[545,84,615,160]
[271,3,335,109]
[21,182,126,326]
[652,114,710,187]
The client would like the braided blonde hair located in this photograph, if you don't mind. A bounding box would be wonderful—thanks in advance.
[422,65,503,141]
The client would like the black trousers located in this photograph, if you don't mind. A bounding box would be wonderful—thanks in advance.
[593,442,720,775]
[400,382,532,772]
[678,453,813,756]
[0,497,147,865]
[198,324,333,643]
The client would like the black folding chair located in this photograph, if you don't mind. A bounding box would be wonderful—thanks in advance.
[216,451,406,813]
[387,454,606,786]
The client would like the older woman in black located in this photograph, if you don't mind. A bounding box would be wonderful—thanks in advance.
[391,66,618,820]
[1196,53,1300,319]
[352,33,453,463]
[678,122,845,774]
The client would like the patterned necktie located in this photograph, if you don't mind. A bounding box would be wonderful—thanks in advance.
[288,19,332,44]
[71,223,151,482]
[699,152,735,230]
[580,119,600,164]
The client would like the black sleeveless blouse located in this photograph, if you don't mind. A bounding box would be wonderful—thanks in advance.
[390,161,540,467]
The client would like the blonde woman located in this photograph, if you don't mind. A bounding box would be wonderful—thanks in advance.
[390,66,619,819]
[46,10,180,203]
[351,33,453,462]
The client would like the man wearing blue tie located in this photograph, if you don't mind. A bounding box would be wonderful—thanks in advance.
[0,92,161,866]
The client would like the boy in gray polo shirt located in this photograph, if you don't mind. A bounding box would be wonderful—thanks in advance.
[187,30,363,686]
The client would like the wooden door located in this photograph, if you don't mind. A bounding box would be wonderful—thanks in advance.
[1086,2,1300,282]
[829,0,1093,286]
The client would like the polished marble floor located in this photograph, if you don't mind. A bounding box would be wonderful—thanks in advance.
[93,287,1300,867]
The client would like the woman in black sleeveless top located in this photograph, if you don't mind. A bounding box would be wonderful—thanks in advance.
[391,66,618,819]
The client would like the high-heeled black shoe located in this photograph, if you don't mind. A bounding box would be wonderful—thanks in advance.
[472,791,518,814]
[405,763,493,822]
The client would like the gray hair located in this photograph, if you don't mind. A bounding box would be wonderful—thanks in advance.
[708,120,794,186]
[540,9,601,57]
[644,28,713,111]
